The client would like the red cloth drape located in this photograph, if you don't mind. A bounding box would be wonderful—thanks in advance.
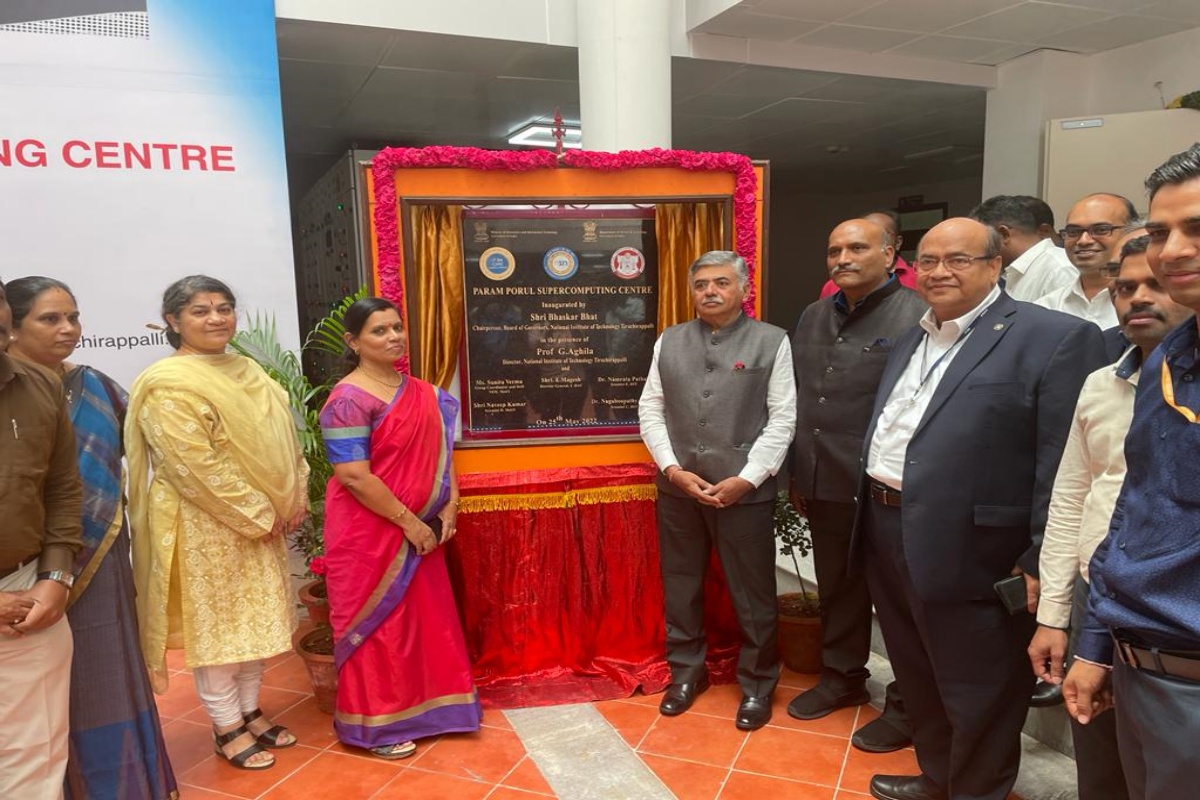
[448,464,743,709]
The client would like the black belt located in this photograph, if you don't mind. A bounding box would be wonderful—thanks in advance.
[0,555,38,580]
[1114,635,1200,683]
[869,480,902,507]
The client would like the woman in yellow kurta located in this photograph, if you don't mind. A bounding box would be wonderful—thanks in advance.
[126,275,308,772]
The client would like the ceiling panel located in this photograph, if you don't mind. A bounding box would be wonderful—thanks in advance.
[944,3,1113,41]
[751,0,883,23]
[693,8,824,40]
[1036,13,1181,51]
[840,0,1022,34]
[886,34,1019,60]
[1138,0,1200,24]
[794,24,924,52]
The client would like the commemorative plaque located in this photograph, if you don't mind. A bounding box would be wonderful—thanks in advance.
[461,205,658,441]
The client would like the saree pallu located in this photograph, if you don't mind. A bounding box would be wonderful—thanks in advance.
[325,378,481,747]
[63,366,177,800]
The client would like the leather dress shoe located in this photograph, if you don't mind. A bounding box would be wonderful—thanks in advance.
[658,675,709,716]
[735,694,772,731]
[852,716,913,753]
[1030,680,1064,708]
[868,774,947,800]
[787,682,871,720]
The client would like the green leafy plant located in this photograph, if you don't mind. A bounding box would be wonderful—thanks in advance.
[775,491,819,616]
[229,287,367,575]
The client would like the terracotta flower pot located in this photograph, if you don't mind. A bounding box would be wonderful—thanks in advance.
[294,622,337,714]
[299,579,330,626]
[777,592,822,674]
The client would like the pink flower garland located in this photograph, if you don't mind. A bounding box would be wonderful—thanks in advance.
[370,146,760,372]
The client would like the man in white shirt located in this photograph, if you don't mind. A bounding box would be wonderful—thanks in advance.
[857,219,1106,800]
[1028,230,1192,800]
[1034,193,1137,328]
[638,250,796,731]
[970,195,1076,302]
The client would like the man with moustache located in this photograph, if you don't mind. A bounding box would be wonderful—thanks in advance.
[788,219,925,753]
[859,219,1106,800]
[1035,193,1137,329]
[1064,144,1200,800]
[820,210,916,298]
[639,251,796,730]
[970,195,1077,302]
[1030,227,1191,800]
[0,276,83,797]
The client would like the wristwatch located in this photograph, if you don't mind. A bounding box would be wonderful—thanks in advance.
[36,570,75,590]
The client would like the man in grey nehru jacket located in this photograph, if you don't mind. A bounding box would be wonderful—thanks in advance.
[639,250,796,731]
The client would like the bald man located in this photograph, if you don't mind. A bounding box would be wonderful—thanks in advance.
[857,219,1106,800]
[788,219,926,752]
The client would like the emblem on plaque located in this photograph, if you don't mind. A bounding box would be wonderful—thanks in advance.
[479,246,516,281]
[610,247,645,280]
[582,220,598,243]
[543,246,579,280]
[473,221,490,243]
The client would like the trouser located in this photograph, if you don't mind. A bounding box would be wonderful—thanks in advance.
[0,562,72,800]
[657,493,779,697]
[1068,580,1128,800]
[1112,656,1200,800]
[192,660,267,728]
[807,499,908,729]
[863,499,1034,800]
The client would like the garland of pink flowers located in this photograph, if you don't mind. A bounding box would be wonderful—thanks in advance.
[370,146,759,371]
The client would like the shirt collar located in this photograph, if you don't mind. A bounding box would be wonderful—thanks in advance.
[919,283,1001,340]
[1007,238,1053,276]
[832,273,896,316]
[1114,345,1143,386]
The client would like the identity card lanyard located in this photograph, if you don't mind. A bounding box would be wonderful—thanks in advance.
[1161,358,1200,423]
[910,306,991,402]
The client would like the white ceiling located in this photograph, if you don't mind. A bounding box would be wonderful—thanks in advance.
[696,0,1200,65]
[278,0,1200,197]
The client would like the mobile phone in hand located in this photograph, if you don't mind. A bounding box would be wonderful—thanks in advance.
[993,574,1028,615]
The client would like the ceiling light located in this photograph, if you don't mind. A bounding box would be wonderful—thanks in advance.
[507,122,583,150]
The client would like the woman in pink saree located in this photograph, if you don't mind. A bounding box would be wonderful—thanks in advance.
[319,297,481,759]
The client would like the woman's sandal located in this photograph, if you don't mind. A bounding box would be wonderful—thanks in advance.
[213,725,275,770]
[242,708,297,749]
[370,741,418,760]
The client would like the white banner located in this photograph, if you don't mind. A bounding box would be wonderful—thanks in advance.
[0,0,297,388]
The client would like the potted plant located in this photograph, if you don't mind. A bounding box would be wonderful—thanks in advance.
[775,491,822,674]
[229,289,365,713]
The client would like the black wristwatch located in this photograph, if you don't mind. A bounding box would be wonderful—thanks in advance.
[36,570,75,590]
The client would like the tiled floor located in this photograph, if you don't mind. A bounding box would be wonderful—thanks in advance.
[159,652,1015,799]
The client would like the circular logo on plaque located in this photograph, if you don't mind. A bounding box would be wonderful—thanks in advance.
[610,247,646,280]
[543,246,579,280]
[479,247,516,281]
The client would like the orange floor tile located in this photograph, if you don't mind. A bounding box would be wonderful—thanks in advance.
[159,661,1024,799]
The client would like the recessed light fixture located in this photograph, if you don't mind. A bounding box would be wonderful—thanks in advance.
[507,122,583,149]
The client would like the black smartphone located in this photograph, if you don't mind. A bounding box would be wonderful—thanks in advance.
[428,517,444,543]
[993,574,1028,615]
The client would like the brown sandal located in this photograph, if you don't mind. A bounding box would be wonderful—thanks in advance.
[242,708,297,749]
[213,725,275,770]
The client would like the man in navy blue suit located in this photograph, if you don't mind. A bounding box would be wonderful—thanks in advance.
[857,218,1106,800]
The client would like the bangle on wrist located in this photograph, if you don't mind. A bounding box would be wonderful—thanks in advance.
[388,507,409,524]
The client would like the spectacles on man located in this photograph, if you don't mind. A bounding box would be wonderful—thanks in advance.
[1060,223,1121,240]
[913,255,995,272]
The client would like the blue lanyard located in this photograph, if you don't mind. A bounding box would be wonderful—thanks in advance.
[915,306,991,393]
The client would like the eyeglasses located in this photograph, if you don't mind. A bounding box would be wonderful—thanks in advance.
[913,255,995,272]
[1060,223,1121,240]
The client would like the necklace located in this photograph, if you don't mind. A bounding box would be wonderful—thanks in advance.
[356,366,402,389]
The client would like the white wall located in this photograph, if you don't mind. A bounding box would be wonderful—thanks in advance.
[982,27,1200,200]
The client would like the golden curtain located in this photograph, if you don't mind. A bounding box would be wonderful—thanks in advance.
[654,203,724,331]
[411,204,464,389]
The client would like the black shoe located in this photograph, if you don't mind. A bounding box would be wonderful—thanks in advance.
[735,694,772,730]
[658,675,710,716]
[852,716,913,753]
[868,774,946,800]
[787,682,871,720]
[1030,680,1064,708]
